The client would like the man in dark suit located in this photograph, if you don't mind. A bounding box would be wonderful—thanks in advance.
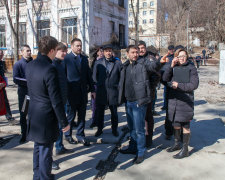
[13,45,33,143]
[63,38,95,146]
[26,36,70,180]
[92,45,121,137]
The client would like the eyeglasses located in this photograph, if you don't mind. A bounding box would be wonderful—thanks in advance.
[177,55,187,59]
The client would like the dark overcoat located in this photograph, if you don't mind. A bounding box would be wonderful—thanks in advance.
[92,57,121,105]
[52,58,68,105]
[63,52,94,107]
[162,61,199,123]
[26,54,68,144]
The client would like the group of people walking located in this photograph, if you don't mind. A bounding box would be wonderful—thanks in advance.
[0,35,199,179]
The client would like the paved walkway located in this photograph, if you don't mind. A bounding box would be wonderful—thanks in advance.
[0,66,225,180]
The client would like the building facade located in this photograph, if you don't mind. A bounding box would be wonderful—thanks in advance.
[0,0,128,57]
[128,0,157,38]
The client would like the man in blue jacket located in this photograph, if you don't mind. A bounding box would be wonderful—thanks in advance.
[13,45,33,143]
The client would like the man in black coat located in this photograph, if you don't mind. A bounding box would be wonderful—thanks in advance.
[119,45,161,164]
[92,45,121,137]
[13,45,33,143]
[138,41,160,148]
[26,36,70,179]
[63,38,95,146]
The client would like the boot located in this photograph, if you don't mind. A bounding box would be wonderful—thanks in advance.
[167,129,182,152]
[173,133,190,159]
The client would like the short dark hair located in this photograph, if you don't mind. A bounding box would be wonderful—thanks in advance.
[56,42,67,51]
[71,38,82,45]
[126,45,139,53]
[138,40,146,47]
[38,36,58,55]
[21,44,30,51]
[168,45,175,50]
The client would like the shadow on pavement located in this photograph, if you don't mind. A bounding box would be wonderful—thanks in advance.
[190,118,225,154]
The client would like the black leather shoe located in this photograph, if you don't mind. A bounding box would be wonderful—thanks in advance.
[119,148,137,155]
[95,130,103,137]
[133,156,144,164]
[52,161,59,170]
[112,130,119,137]
[78,139,91,146]
[56,147,74,155]
[65,137,77,144]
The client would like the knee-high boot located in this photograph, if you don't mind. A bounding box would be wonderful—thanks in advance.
[173,133,190,159]
[167,129,182,152]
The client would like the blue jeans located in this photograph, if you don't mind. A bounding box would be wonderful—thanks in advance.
[55,105,67,151]
[126,101,147,157]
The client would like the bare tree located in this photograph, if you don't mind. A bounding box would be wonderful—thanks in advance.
[130,0,139,45]
[3,0,19,62]
[158,0,225,46]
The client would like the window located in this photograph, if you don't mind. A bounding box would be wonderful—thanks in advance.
[37,20,50,41]
[150,1,154,7]
[129,4,132,8]
[61,18,77,44]
[109,21,115,33]
[150,10,154,15]
[118,0,124,8]
[150,19,154,23]
[0,25,6,47]
[129,12,133,17]
[143,19,147,24]
[143,11,147,16]
[129,21,133,25]
[143,2,147,8]
[119,24,125,47]
[19,23,26,46]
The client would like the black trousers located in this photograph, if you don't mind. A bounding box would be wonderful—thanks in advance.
[145,102,154,139]
[18,88,27,138]
[96,104,118,132]
[3,88,12,119]
[33,142,54,180]
[65,102,86,138]
[164,88,173,136]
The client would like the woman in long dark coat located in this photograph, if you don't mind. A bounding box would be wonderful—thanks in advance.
[162,48,199,159]
[90,47,103,128]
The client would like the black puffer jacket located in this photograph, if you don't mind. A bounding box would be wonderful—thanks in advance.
[118,58,161,106]
[162,61,199,122]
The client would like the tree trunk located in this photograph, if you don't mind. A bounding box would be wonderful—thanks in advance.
[3,0,19,62]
